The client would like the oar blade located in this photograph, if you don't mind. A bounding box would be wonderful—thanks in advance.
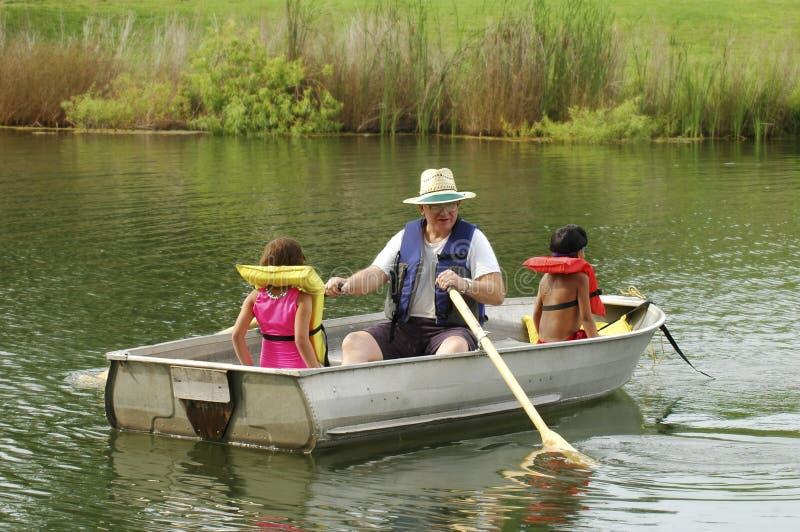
[541,429,597,468]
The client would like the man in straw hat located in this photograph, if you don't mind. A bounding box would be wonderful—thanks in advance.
[325,168,505,364]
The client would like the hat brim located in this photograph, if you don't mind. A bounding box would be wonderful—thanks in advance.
[402,191,476,205]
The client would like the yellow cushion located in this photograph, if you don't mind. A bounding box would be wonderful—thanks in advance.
[597,317,633,336]
[521,315,632,344]
[522,315,540,343]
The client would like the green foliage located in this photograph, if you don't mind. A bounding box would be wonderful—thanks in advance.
[786,85,800,134]
[62,74,189,129]
[182,21,342,135]
[508,99,661,142]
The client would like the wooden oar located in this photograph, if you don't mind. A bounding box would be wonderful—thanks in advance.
[449,289,595,466]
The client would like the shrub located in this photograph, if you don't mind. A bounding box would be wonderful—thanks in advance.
[182,20,342,135]
[62,74,190,129]
[509,98,661,141]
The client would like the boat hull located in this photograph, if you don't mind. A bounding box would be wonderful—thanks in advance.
[105,296,664,452]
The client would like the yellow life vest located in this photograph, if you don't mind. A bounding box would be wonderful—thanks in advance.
[235,264,327,366]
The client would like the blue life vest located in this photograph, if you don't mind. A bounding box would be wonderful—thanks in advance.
[386,218,485,328]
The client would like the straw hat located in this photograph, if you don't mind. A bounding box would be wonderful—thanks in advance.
[402,168,477,204]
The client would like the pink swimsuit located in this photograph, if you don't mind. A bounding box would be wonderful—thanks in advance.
[252,287,308,368]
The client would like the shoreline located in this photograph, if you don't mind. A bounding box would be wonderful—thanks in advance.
[0,125,737,144]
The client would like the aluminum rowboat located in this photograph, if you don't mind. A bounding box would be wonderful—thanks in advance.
[104,295,664,452]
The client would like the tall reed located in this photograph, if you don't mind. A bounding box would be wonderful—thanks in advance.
[0,38,119,126]
[285,0,318,61]
[634,36,799,138]
[450,0,622,136]
[311,0,451,134]
[148,15,201,81]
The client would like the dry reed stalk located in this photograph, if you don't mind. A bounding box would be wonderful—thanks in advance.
[0,39,119,126]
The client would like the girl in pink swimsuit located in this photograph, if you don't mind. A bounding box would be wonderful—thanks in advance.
[230,238,321,369]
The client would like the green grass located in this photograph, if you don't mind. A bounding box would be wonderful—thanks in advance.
[4,0,799,53]
[611,0,800,58]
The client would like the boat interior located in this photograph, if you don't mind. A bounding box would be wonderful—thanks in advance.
[109,296,656,369]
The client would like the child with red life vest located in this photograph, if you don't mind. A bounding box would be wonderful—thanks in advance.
[231,238,322,369]
[523,225,606,344]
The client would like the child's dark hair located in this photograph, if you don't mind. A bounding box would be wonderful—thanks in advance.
[550,224,588,256]
[260,237,306,266]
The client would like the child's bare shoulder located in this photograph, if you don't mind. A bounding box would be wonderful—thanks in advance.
[563,271,589,286]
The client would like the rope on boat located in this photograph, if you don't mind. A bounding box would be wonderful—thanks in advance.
[620,286,662,366]
[619,286,714,379]
[620,285,647,300]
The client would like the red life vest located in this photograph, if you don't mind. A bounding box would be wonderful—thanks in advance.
[523,256,606,316]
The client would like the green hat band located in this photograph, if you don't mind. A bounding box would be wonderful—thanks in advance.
[418,192,467,203]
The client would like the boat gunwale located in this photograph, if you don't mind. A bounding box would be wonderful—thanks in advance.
[104,295,664,375]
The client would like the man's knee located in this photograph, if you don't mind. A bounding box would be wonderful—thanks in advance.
[435,335,469,355]
[342,331,383,364]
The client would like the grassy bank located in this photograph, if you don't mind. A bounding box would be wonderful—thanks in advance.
[1,0,798,140]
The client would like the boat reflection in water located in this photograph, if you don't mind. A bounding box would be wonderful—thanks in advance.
[106,390,643,529]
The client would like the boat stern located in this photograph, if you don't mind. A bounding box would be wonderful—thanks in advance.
[105,350,320,452]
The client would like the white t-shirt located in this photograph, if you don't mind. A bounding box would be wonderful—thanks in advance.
[372,225,501,319]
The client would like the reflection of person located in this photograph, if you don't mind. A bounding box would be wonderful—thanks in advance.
[524,224,605,343]
[325,168,505,364]
[231,238,322,368]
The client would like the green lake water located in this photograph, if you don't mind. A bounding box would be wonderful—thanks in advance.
[0,130,798,530]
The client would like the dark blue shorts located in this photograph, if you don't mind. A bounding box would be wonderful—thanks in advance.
[364,317,478,359]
